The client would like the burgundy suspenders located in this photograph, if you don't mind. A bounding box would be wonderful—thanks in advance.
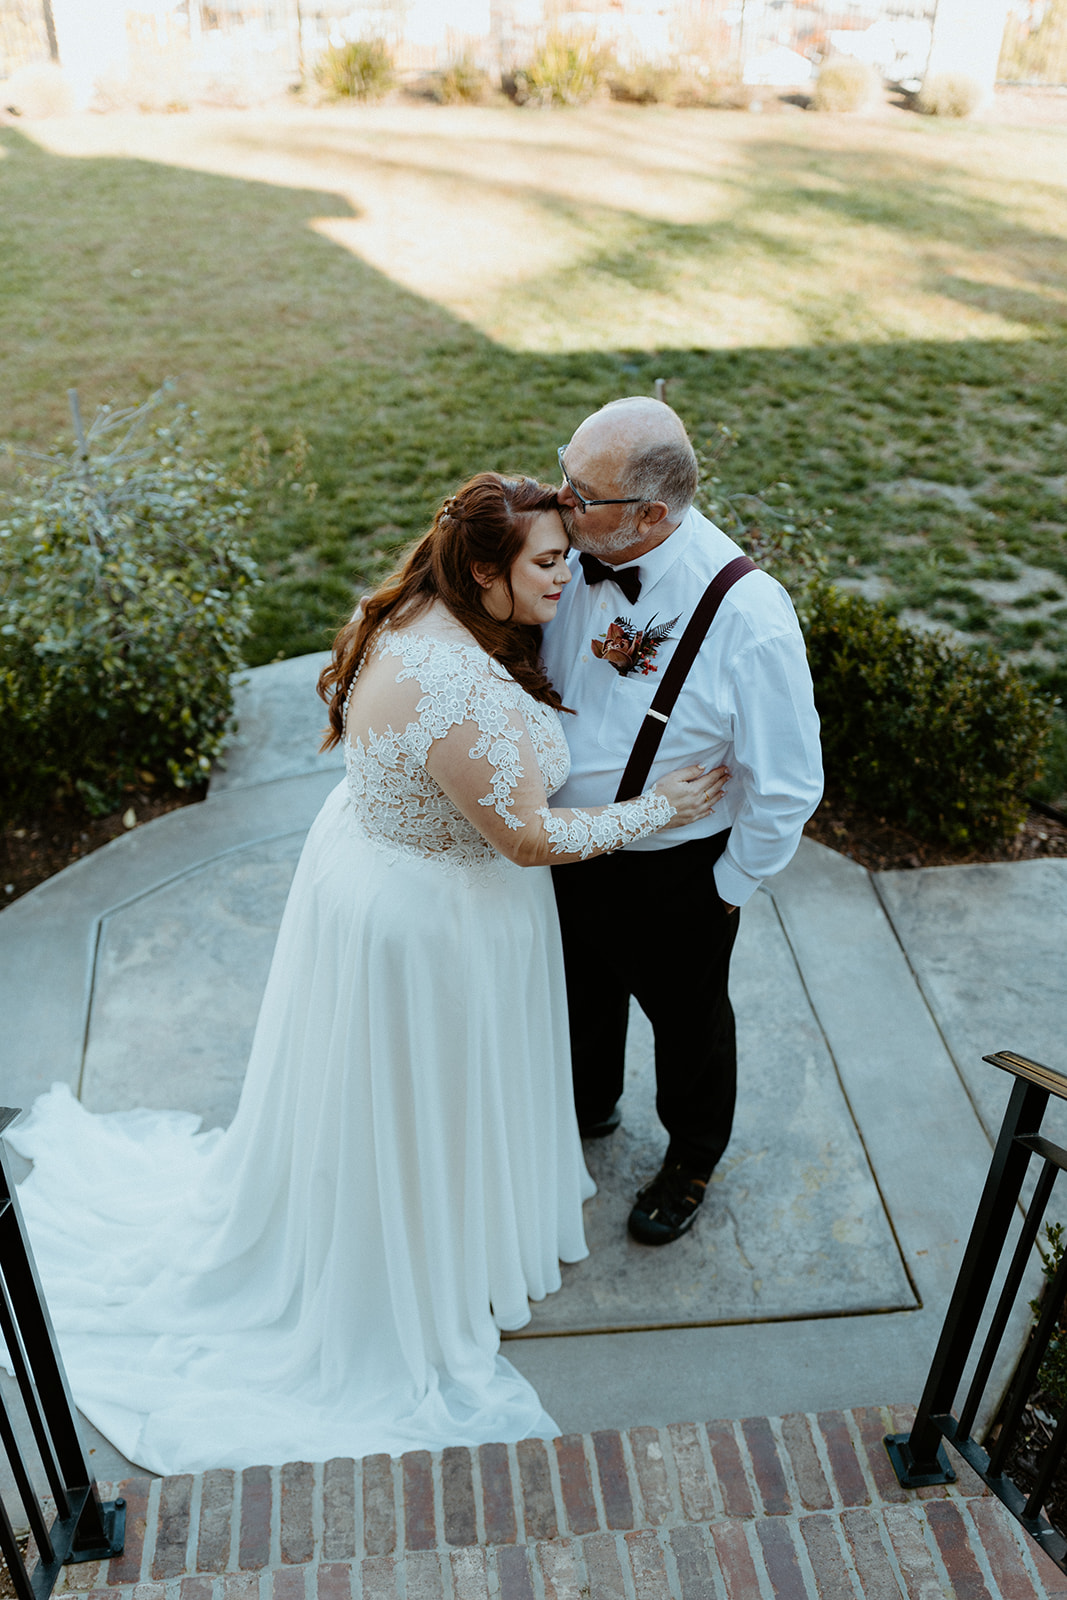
[613,555,757,803]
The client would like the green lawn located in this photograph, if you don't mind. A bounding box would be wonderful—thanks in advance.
[2,102,1066,709]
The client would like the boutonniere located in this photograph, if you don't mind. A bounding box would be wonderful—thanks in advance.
[591,614,681,677]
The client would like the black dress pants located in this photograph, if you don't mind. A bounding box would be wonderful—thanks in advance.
[551,830,740,1175]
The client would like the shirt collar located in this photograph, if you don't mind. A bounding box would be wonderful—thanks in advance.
[612,507,696,599]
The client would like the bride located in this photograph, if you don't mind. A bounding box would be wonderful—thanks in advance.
[9,473,725,1475]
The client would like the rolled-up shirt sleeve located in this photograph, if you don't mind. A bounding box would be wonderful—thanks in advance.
[712,625,823,908]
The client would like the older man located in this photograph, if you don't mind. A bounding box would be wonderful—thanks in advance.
[542,397,823,1246]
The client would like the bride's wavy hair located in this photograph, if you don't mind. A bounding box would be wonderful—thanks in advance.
[318,472,567,749]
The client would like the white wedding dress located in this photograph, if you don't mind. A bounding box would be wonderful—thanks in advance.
[8,609,671,1474]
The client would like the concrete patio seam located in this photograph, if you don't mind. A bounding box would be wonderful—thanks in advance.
[764,881,924,1311]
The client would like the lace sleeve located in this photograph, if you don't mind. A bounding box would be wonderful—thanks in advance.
[422,655,675,867]
[534,794,674,859]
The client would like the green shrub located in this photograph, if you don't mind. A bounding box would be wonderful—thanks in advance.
[812,56,879,112]
[917,72,982,117]
[804,583,1052,846]
[0,392,258,821]
[314,38,394,101]
[513,32,609,106]
[1030,707,1067,810]
[437,54,490,104]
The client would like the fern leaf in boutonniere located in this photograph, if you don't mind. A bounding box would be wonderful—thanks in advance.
[590,613,681,677]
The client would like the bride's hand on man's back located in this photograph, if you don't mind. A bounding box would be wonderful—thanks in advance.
[653,765,729,829]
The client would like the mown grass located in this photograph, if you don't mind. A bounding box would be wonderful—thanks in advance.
[1,105,1066,729]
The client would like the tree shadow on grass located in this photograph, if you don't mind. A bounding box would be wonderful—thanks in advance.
[1,126,1065,693]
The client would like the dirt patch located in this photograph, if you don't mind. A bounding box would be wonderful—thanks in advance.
[2,785,205,908]
[804,783,1067,872]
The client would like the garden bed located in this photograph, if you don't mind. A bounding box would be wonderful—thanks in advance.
[1,783,203,907]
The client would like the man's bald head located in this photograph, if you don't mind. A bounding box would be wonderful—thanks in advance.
[571,397,698,521]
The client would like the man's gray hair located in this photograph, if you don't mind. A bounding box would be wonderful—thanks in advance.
[619,441,699,520]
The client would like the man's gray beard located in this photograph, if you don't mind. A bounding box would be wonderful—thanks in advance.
[559,505,641,557]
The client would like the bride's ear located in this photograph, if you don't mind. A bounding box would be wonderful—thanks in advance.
[470,564,495,590]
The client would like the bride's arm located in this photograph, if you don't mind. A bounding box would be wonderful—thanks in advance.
[425,706,724,868]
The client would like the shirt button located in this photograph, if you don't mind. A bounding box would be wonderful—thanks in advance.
[582,654,589,663]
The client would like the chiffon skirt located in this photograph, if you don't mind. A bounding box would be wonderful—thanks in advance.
[9,781,594,1473]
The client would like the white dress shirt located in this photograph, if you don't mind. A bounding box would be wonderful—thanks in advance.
[541,506,823,907]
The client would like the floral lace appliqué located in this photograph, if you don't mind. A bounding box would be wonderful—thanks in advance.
[343,631,570,871]
[535,791,674,860]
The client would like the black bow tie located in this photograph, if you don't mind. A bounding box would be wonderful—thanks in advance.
[579,552,642,605]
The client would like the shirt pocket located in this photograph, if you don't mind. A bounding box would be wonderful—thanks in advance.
[597,668,659,756]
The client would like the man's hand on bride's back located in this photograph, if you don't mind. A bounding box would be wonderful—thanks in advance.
[653,765,729,829]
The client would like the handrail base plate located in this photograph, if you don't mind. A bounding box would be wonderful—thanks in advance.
[884,1432,958,1488]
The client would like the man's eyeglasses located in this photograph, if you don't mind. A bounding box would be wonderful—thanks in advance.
[557,446,646,514]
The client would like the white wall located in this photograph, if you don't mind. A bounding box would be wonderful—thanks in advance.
[51,0,130,106]
[924,0,1012,96]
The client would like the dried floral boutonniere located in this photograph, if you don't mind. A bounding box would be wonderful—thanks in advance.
[591,614,681,677]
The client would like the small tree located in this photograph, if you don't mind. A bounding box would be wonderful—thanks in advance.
[693,427,830,604]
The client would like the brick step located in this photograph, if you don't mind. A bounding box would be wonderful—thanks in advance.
[53,1407,1067,1600]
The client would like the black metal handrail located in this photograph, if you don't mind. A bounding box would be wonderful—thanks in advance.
[886,1052,1067,1570]
[0,1108,125,1600]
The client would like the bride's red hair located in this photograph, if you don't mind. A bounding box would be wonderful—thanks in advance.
[318,473,566,749]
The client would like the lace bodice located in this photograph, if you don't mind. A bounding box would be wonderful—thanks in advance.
[342,621,672,871]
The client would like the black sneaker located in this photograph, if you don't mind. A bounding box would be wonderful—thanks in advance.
[627,1159,709,1246]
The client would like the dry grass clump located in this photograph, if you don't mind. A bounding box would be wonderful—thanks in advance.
[512,32,609,106]
[606,59,744,108]
[313,38,394,101]
[607,62,678,104]
[812,56,879,112]
[437,54,491,104]
[917,72,982,117]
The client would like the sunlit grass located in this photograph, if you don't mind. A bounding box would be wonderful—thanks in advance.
[1,103,1066,702]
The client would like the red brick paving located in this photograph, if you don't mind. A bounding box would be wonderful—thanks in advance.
[51,1407,1067,1599]
[552,1434,598,1536]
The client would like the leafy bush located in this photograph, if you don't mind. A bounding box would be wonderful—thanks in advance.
[804,584,1052,845]
[0,392,258,821]
[812,56,880,112]
[513,32,609,106]
[1030,707,1067,810]
[314,38,394,101]
[917,72,982,117]
[437,54,491,104]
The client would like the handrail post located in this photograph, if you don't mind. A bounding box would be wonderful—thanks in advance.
[0,1109,125,1599]
[888,1074,1049,1484]
[885,1050,1067,1552]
